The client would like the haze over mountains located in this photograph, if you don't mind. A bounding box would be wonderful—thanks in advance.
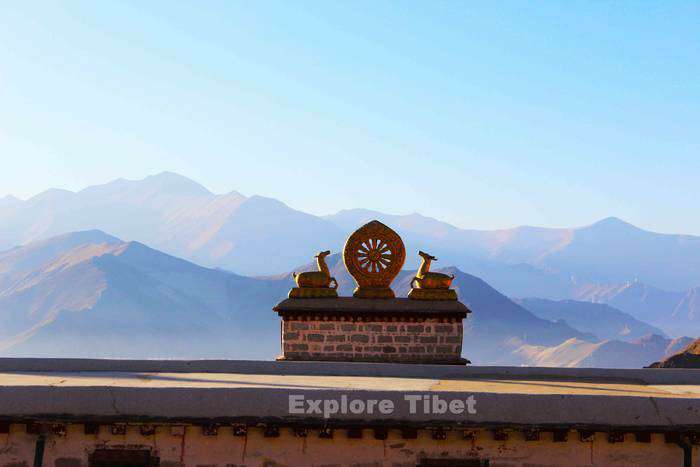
[0,230,689,367]
[3,173,700,291]
[0,172,345,276]
[0,230,598,364]
[515,298,666,342]
[515,334,694,369]
[1,172,699,366]
[512,298,693,368]
[575,281,700,338]
[324,209,700,293]
[0,230,288,358]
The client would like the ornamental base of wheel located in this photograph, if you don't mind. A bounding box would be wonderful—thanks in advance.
[408,288,458,301]
[352,287,395,299]
[288,287,338,299]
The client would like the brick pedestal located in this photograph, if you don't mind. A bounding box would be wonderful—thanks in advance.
[273,298,470,365]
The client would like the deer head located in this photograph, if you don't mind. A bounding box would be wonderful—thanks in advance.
[418,250,437,261]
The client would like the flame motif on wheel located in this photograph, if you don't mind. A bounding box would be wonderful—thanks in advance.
[343,220,405,297]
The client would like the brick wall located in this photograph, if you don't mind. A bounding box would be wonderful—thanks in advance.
[281,316,463,364]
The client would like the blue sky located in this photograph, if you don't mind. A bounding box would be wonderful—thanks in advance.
[1,1,698,233]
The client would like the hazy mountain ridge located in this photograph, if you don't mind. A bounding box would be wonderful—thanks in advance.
[574,281,700,337]
[516,297,666,342]
[0,230,291,358]
[0,195,22,216]
[3,172,700,344]
[325,210,700,293]
[515,334,695,369]
[0,173,345,276]
[4,173,700,293]
[0,231,595,364]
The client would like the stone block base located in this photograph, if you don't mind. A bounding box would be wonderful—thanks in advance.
[352,287,395,299]
[280,316,465,364]
[274,297,470,365]
[288,287,338,299]
[408,288,458,300]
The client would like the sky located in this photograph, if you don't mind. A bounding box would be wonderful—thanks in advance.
[1,1,699,234]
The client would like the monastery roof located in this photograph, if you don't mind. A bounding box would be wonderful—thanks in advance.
[273,297,471,317]
[1,358,699,430]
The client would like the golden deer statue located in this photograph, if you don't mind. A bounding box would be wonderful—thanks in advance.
[408,251,457,300]
[289,250,338,298]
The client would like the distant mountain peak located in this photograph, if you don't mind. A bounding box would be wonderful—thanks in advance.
[589,216,636,229]
[147,171,197,182]
[140,171,213,196]
[325,208,458,237]
[77,172,215,200]
[633,333,668,345]
[222,189,245,199]
[27,188,77,204]
[244,195,293,210]
[333,208,384,216]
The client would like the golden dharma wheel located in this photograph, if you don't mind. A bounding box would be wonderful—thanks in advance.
[343,220,405,298]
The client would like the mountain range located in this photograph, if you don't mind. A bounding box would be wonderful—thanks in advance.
[0,230,600,364]
[574,281,700,338]
[0,172,345,276]
[515,297,666,342]
[324,209,700,294]
[0,229,690,367]
[0,230,288,359]
[1,172,699,365]
[3,173,700,296]
[515,334,694,369]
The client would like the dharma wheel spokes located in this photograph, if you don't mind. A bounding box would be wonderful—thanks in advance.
[357,238,394,273]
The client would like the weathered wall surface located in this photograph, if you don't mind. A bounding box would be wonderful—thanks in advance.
[0,424,693,467]
[282,317,463,363]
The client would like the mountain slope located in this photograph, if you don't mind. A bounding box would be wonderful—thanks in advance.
[183,195,345,274]
[4,174,700,290]
[649,338,700,368]
[0,235,592,364]
[575,281,700,338]
[0,195,21,218]
[516,297,665,341]
[537,217,700,290]
[515,334,695,369]
[325,211,700,293]
[0,231,291,358]
[0,173,345,275]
